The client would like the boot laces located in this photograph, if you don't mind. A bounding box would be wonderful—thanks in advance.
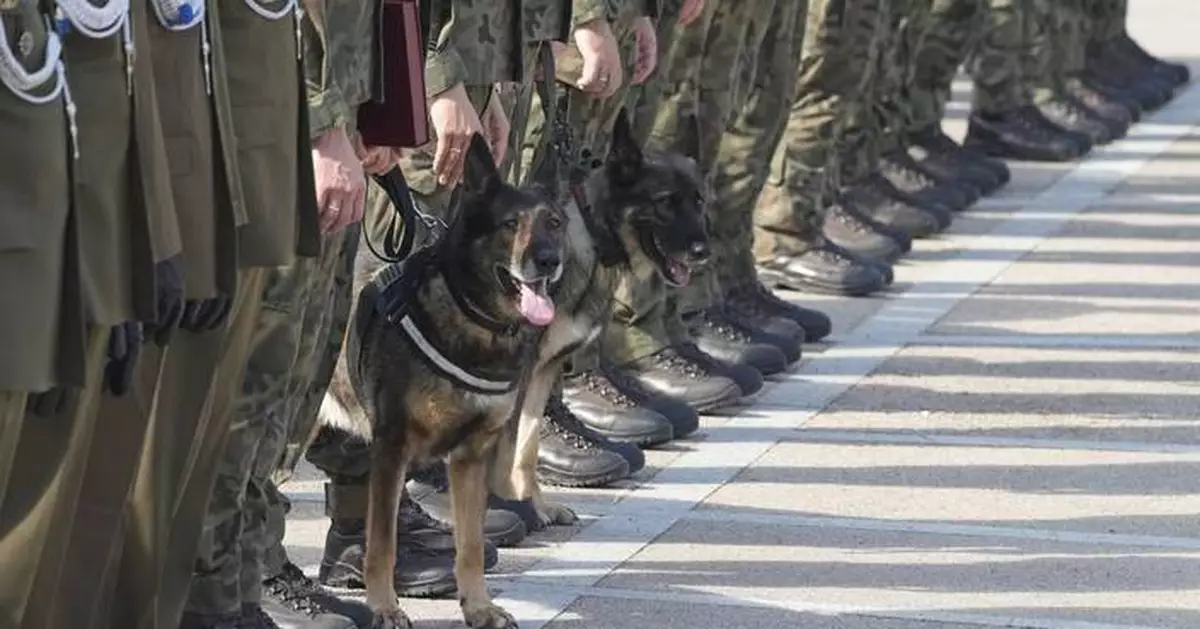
[570,370,636,407]
[263,564,330,618]
[696,309,753,344]
[543,396,606,450]
[829,205,873,234]
[653,348,710,379]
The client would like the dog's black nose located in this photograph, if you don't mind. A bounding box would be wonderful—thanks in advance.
[687,241,711,263]
[533,249,561,274]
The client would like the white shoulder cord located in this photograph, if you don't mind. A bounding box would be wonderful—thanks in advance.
[0,15,79,158]
[53,0,134,94]
[241,0,303,59]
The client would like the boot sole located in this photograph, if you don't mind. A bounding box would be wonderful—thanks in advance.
[320,563,459,599]
[536,460,631,488]
[758,267,887,298]
[588,423,675,448]
[486,519,529,548]
[962,138,1083,163]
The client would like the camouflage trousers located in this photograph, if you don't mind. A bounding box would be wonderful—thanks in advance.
[1087,0,1126,44]
[1025,0,1087,105]
[907,0,987,134]
[832,0,898,187]
[185,227,359,614]
[754,0,886,262]
[966,0,1033,114]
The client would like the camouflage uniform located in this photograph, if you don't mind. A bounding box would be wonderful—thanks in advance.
[966,0,1032,115]
[907,0,987,135]
[710,0,810,296]
[754,0,887,262]
[1086,0,1126,46]
[183,0,374,616]
[299,0,527,530]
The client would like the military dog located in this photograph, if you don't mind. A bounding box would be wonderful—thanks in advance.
[322,110,710,629]
[322,133,568,629]
[498,109,712,533]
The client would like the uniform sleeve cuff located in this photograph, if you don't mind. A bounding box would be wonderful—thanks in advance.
[307,87,352,139]
[425,48,469,99]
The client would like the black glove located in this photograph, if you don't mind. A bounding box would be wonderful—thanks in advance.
[145,257,185,347]
[104,321,144,396]
[180,294,233,332]
[27,387,73,417]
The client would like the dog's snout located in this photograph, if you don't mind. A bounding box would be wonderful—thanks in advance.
[687,241,711,263]
[533,248,561,274]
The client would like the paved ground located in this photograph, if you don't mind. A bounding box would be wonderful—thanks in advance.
[281,3,1200,627]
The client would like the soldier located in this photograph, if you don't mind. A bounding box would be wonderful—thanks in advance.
[0,0,188,624]
[903,0,1012,195]
[1080,0,1185,111]
[99,0,322,626]
[1021,0,1123,147]
[751,0,902,298]
[963,0,1091,162]
[0,0,79,624]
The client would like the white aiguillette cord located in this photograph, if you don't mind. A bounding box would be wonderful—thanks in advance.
[0,14,78,158]
[150,0,213,94]
[240,0,303,60]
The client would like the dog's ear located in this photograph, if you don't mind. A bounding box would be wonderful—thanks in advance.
[462,133,501,197]
[676,114,701,161]
[606,108,643,182]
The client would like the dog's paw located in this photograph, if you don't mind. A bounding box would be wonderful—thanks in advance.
[537,501,578,527]
[371,609,413,629]
[462,601,518,629]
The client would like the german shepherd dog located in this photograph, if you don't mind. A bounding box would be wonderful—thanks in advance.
[322,110,709,629]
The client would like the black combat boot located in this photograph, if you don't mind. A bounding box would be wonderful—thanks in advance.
[878,150,979,210]
[964,108,1085,162]
[757,235,891,297]
[821,198,912,262]
[1035,93,1116,146]
[686,306,800,370]
[406,461,529,547]
[261,562,373,629]
[620,345,745,411]
[1086,43,1174,110]
[538,394,638,487]
[317,494,482,598]
[1079,67,1147,120]
[595,362,700,438]
[563,369,675,446]
[726,281,833,343]
[843,175,951,238]
[908,124,1009,192]
[1065,77,1136,131]
[673,342,765,399]
[1115,33,1189,87]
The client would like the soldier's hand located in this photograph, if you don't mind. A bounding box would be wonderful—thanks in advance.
[678,0,704,25]
[481,93,511,167]
[313,126,367,233]
[104,321,144,397]
[429,82,485,187]
[180,295,233,332]
[27,387,73,418]
[573,19,623,97]
[145,256,185,347]
[631,16,658,85]
[352,131,403,176]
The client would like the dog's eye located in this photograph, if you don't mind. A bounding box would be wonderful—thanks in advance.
[502,218,520,230]
[546,215,563,230]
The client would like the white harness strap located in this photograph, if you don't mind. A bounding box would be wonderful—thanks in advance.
[398,314,513,395]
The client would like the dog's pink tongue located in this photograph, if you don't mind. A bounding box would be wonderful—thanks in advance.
[518,285,556,326]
